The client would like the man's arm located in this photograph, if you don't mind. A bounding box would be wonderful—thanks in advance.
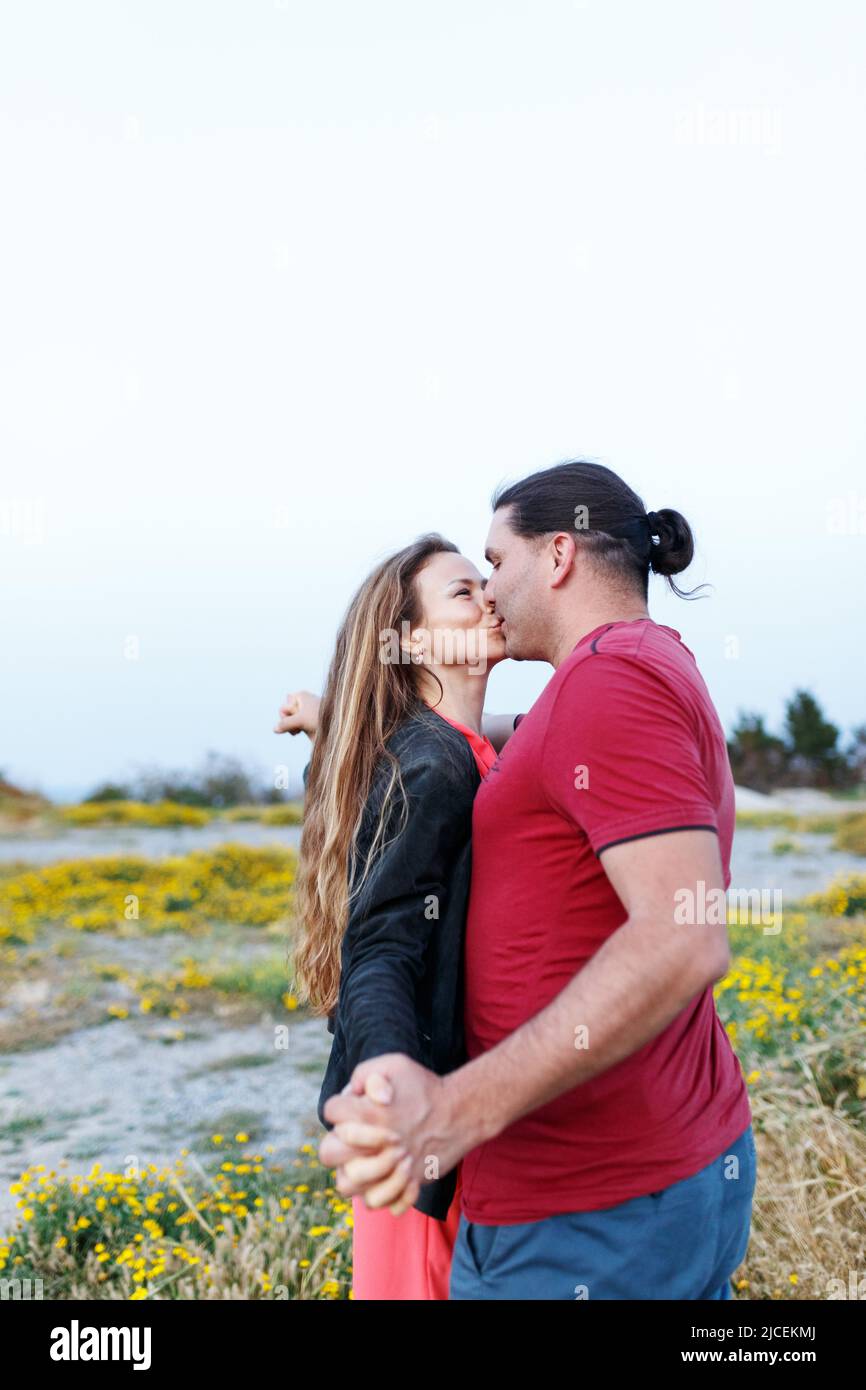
[323,826,730,1199]
[281,703,523,760]
[481,713,523,753]
[441,826,729,1149]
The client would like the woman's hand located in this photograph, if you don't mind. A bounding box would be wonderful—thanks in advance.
[329,1073,421,1215]
[274,690,321,740]
[332,1122,421,1216]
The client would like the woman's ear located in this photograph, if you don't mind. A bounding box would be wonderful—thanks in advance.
[400,626,426,664]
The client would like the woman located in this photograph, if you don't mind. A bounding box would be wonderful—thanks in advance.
[275,535,516,1300]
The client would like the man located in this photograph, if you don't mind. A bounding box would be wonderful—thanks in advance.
[320,459,755,1300]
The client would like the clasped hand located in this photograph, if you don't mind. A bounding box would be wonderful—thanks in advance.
[319,1054,463,1216]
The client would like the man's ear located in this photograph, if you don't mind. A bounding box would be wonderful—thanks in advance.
[549,531,578,589]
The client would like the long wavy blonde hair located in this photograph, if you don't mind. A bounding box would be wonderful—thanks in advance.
[293,534,458,1015]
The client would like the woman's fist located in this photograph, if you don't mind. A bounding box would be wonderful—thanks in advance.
[274,690,321,739]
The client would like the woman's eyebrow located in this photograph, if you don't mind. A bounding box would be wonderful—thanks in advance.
[447,576,481,588]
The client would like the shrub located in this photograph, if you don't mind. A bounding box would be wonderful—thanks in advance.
[60,801,211,828]
[833,813,866,857]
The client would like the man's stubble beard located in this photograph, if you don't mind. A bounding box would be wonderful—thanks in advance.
[504,623,543,663]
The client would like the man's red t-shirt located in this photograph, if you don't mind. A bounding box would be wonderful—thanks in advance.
[461,617,752,1224]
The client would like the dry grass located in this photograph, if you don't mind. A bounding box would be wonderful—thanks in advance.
[834,813,866,857]
[737,1066,866,1299]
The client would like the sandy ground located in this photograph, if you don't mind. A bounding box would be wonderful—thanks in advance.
[0,820,303,864]
[734,786,866,814]
[0,1009,332,1230]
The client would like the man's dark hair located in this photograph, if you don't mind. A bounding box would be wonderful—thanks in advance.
[493,460,704,599]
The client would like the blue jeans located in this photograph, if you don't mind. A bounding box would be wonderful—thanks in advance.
[449,1124,756,1300]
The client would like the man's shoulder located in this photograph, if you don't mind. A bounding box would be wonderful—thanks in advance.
[556,619,696,691]
[531,621,706,741]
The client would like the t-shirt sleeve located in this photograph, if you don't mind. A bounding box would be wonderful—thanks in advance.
[540,653,719,856]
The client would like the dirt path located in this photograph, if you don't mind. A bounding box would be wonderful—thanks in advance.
[0,1009,331,1231]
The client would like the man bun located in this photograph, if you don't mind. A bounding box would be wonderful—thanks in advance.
[647,507,695,577]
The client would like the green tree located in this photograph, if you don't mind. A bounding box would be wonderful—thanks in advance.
[726,712,789,793]
[843,724,866,789]
[783,689,843,786]
[83,781,132,803]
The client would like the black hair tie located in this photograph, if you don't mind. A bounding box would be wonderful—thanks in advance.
[646,510,662,537]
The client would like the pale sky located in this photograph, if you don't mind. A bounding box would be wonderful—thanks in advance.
[2,0,864,799]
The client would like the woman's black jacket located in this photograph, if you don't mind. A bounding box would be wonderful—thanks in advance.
[314,701,480,1221]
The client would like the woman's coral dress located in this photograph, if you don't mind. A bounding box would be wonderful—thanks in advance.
[350,712,498,1300]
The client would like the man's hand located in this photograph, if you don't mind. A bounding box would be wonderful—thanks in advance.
[274,690,321,739]
[319,1054,476,1213]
